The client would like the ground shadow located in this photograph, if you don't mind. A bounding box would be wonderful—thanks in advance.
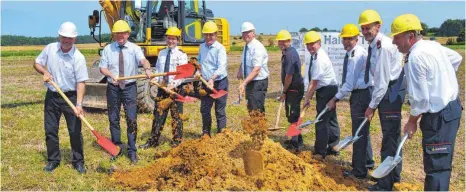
[1,100,42,109]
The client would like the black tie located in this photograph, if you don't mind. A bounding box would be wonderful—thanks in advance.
[243,45,248,78]
[118,45,125,89]
[308,56,314,83]
[364,46,372,84]
[341,53,349,86]
[163,48,171,83]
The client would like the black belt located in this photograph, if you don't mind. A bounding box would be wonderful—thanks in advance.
[108,82,136,87]
[352,87,372,94]
[48,89,76,97]
[250,78,268,83]
[316,84,338,92]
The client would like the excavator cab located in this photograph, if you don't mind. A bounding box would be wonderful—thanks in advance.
[86,0,230,112]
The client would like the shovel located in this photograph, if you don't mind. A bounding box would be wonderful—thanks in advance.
[285,107,308,137]
[150,81,198,103]
[116,64,195,81]
[196,75,228,99]
[286,106,329,137]
[233,79,244,105]
[333,118,368,152]
[371,133,409,178]
[48,80,120,156]
[298,106,329,129]
[268,101,285,131]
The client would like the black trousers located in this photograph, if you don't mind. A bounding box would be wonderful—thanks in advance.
[285,83,304,148]
[376,81,403,190]
[44,90,84,165]
[245,78,268,114]
[314,85,340,156]
[107,83,138,157]
[200,77,228,135]
[350,88,374,177]
[146,86,184,145]
[420,98,462,191]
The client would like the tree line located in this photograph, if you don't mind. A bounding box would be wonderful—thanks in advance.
[1,34,111,46]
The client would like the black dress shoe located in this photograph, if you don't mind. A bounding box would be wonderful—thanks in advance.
[327,148,340,156]
[138,141,158,150]
[44,162,60,172]
[367,184,389,191]
[129,155,138,165]
[342,170,366,179]
[73,163,86,174]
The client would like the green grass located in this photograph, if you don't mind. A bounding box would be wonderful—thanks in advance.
[445,44,465,50]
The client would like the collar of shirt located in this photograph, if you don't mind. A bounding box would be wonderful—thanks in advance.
[409,39,423,53]
[56,42,76,57]
[346,46,357,57]
[113,41,128,49]
[205,41,220,49]
[369,32,383,49]
[246,38,258,47]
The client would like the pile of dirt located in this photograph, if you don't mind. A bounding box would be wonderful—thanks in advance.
[393,182,423,191]
[110,129,363,190]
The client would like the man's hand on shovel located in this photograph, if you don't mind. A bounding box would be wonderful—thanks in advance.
[144,68,152,79]
[43,71,53,82]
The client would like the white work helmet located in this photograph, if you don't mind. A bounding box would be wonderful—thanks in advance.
[58,21,78,38]
[241,22,255,33]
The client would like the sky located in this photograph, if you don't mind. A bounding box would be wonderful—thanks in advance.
[1,0,465,37]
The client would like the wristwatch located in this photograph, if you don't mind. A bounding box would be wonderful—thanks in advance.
[76,102,82,107]
[282,90,287,94]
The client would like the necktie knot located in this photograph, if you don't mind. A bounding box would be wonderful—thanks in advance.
[119,45,125,49]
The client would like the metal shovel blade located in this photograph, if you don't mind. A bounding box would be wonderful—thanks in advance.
[210,89,228,99]
[175,95,198,103]
[233,95,242,105]
[173,64,196,80]
[371,156,402,178]
[333,136,353,152]
[285,123,301,137]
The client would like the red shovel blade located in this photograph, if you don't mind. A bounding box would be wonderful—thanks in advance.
[173,64,195,80]
[286,122,302,137]
[209,89,228,99]
[174,94,198,103]
[91,130,121,156]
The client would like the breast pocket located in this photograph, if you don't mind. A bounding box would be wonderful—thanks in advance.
[63,60,76,80]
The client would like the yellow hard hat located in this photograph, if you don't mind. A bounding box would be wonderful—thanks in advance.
[304,31,321,44]
[276,30,291,41]
[202,21,218,33]
[358,10,383,26]
[390,14,423,36]
[165,27,181,36]
[112,20,131,33]
[339,24,360,38]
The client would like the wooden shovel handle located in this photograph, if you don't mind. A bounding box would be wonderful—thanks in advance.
[48,81,95,131]
[150,80,177,95]
[273,101,284,129]
[197,75,216,91]
[116,72,177,81]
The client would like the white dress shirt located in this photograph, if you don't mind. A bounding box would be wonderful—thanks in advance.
[405,40,462,116]
[241,38,269,80]
[198,41,228,81]
[304,48,338,90]
[154,46,189,87]
[368,32,403,109]
[99,41,146,84]
[335,44,373,100]
[36,42,88,92]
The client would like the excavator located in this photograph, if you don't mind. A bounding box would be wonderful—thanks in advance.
[84,0,230,112]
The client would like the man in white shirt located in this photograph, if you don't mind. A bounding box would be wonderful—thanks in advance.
[198,21,228,137]
[99,20,152,164]
[34,22,88,174]
[237,22,269,115]
[391,14,462,191]
[358,10,404,191]
[139,27,188,149]
[302,31,340,159]
[327,24,375,179]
